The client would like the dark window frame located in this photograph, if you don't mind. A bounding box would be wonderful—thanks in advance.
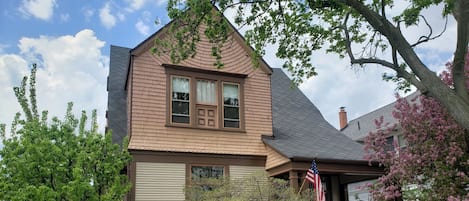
[170,75,191,124]
[165,65,246,132]
[222,82,241,128]
[188,164,228,193]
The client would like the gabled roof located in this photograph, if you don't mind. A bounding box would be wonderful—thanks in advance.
[107,45,130,145]
[263,68,366,162]
[129,6,272,75]
[342,92,420,142]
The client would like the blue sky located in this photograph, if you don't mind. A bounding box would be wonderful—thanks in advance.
[0,0,457,136]
[1,0,169,55]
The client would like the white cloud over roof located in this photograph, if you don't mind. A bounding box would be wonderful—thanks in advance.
[19,0,57,21]
[135,11,153,36]
[135,20,150,36]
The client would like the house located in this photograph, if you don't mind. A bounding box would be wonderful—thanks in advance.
[107,15,382,201]
[339,92,419,200]
[340,92,419,148]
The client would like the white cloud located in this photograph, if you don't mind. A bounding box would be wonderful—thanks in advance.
[99,2,117,29]
[135,11,154,36]
[262,48,406,130]
[60,13,70,22]
[19,0,56,21]
[156,0,168,6]
[125,0,166,12]
[0,29,108,136]
[135,20,150,36]
[126,0,147,11]
[83,8,94,21]
[0,44,9,54]
[117,12,126,21]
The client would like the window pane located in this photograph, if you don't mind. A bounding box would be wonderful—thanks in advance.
[223,84,238,103]
[398,135,407,148]
[223,83,240,128]
[172,77,189,93]
[172,92,189,101]
[224,106,239,119]
[224,97,239,106]
[191,166,224,181]
[197,80,216,104]
[172,77,190,124]
[385,136,394,151]
[172,115,189,124]
[172,101,189,115]
[224,120,239,128]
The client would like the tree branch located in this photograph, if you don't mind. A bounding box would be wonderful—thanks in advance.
[411,15,448,47]
[381,0,386,18]
[343,7,426,93]
[221,0,269,11]
[351,58,394,68]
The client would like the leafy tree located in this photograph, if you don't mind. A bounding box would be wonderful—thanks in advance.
[154,0,469,131]
[185,172,313,201]
[0,65,131,201]
[363,55,469,200]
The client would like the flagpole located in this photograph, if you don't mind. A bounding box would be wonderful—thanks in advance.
[297,174,307,196]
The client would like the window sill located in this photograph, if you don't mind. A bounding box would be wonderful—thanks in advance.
[165,124,246,133]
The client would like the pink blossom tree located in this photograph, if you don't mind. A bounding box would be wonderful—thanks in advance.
[364,52,469,200]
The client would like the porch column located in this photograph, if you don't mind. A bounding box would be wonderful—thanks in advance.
[289,170,299,191]
[331,175,340,201]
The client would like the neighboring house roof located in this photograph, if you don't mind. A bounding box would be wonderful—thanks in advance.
[341,92,420,142]
[263,68,366,162]
[107,45,130,145]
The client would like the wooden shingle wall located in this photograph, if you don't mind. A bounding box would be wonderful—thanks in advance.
[128,26,273,156]
[265,146,290,170]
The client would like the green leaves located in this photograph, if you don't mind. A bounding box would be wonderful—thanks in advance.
[0,65,131,201]
[158,0,455,87]
[185,172,312,201]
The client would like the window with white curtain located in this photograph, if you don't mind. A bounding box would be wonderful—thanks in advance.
[168,71,243,129]
[171,76,190,124]
[223,83,240,128]
[197,80,216,105]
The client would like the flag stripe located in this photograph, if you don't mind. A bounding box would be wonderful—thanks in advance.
[305,161,325,201]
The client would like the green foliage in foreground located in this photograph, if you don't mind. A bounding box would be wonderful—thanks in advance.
[0,65,131,201]
[185,172,314,201]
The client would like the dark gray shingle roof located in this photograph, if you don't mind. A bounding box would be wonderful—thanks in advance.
[107,45,130,145]
[341,92,419,142]
[263,68,366,161]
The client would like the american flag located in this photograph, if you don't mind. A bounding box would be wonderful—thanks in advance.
[305,161,325,201]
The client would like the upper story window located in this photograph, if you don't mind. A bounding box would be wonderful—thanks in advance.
[165,64,245,131]
[171,76,190,124]
[223,83,240,128]
[384,134,407,152]
[385,136,395,152]
[397,134,407,149]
